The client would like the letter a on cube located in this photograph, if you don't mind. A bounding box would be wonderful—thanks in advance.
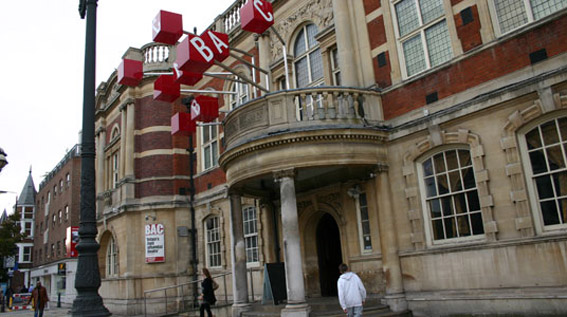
[154,75,180,102]
[118,59,143,87]
[171,112,196,136]
[201,30,230,62]
[176,34,215,75]
[240,0,274,34]
[152,10,183,45]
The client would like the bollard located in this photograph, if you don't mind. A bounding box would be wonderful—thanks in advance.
[57,293,61,308]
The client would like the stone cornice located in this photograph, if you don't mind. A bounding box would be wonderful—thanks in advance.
[220,130,387,169]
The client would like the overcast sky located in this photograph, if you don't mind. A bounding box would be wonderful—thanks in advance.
[0,0,236,214]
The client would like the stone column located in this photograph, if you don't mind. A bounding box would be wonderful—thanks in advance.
[374,164,407,311]
[124,101,135,177]
[258,34,271,95]
[229,193,250,317]
[119,104,127,179]
[332,0,359,86]
[95,127,106,195]
[274,168,310,317]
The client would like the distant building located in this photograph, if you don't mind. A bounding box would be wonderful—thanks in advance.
[93,0,567,316]
[12,169,36,292]
[31,145,81,304]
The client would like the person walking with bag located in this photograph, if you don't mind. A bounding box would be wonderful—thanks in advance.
[337,263,366,317]
[28,281,49,317]
[199,268,217,317]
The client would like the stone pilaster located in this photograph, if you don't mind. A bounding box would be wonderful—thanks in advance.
[332,0,359,86]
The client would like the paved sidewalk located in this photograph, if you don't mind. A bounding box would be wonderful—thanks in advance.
[1,305,71,316]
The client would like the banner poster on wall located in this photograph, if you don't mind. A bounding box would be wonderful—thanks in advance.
[145,223,165,263]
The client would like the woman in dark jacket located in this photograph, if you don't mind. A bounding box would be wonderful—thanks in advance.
[199,268,216,317]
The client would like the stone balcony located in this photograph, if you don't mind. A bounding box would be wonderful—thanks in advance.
[219,86,388,195]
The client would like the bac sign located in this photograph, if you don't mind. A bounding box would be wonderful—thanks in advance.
[240,0,274,34]
[171,112,196,136]
[191,96,219,123]
[152,10,183,45]
[145,223,165,263]
[118,59,143,87]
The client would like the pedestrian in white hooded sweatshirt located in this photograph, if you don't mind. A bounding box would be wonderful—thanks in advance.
[337,263,366,317]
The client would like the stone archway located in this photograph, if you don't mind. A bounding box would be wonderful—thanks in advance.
[316,213,342,296]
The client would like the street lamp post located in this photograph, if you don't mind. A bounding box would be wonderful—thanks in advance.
[71,0,110,316]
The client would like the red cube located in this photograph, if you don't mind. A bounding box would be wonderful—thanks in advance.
[154,75,180,102]
[118,59,143,87]
[201,30,230,62]
[175,34,215,74]
[171,112,196,136]
[240,0,274,34]
[191,95,219,123]
[173,65,203,86]
[152,10,183,45]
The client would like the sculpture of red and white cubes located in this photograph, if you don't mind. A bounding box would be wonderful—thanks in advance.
[152,10,183,45]
[240,0,274,34]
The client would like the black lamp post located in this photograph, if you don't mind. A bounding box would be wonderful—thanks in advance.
[71,0,110,316]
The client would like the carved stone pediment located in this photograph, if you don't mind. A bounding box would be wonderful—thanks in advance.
[269,0,334,60]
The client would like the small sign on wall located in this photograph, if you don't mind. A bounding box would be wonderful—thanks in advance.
[145,223,165,263]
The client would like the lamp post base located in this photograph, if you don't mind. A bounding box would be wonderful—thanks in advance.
[71,292,111,316]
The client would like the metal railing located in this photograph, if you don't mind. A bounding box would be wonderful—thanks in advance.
[143,269,259,316]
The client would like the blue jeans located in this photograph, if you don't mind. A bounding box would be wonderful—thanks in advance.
[346,306,363,317]
[34,308,44,317]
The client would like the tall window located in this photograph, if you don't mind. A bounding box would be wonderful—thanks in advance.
[24,222,32,237]
[356,193,372,251]
[522,117,567,230]
[230,80,250,109]
[65,205,69,221]
[294,23,323,88]
[23,247,32,263]
[243,206,259,263]
[492,0,566,35]
[420,149,484,242]
[206,216,221,267]
[202,123,219,171]
[66,173,70,187]
[330,47,341,86]
[112,152,119,188]
[394,0,452,77]
[106,237,118,277]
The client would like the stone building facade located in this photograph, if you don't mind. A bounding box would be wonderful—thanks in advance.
[31,145,81,304]
[93,0,567,316]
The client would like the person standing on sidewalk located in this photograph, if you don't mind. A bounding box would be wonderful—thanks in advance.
[337,263,366,317]
[28,281,49,317]
[199,268,217,317]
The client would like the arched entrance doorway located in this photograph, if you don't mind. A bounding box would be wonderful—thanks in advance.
[316,213,342,296]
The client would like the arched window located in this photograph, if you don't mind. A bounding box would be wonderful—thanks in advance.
[206,216,221,268]
[293,23,323,88]
[521,116,567,231]
[106,236,118,277]
[419,148,484,243]
[230,79,250,110]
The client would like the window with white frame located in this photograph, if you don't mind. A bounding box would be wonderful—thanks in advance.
[206,216,221,268]
[65,205,69,221]
[230,80,250,109]
[24,222,32,237]
[294,23,324,88]
[66,173,70,187]
[420,148,484,243]
[112,152,119,188]
[106,236,118,277]
[491,0,566,35]
[393,0,452,78]
[356,192,372,251]
[243,205,259,263]
[201,123,219,171]
[330,47,341,86]
[521,117,567,231]
[23,246,32,262]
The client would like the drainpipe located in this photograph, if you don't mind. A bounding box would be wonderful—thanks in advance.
[182,97,199,307]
